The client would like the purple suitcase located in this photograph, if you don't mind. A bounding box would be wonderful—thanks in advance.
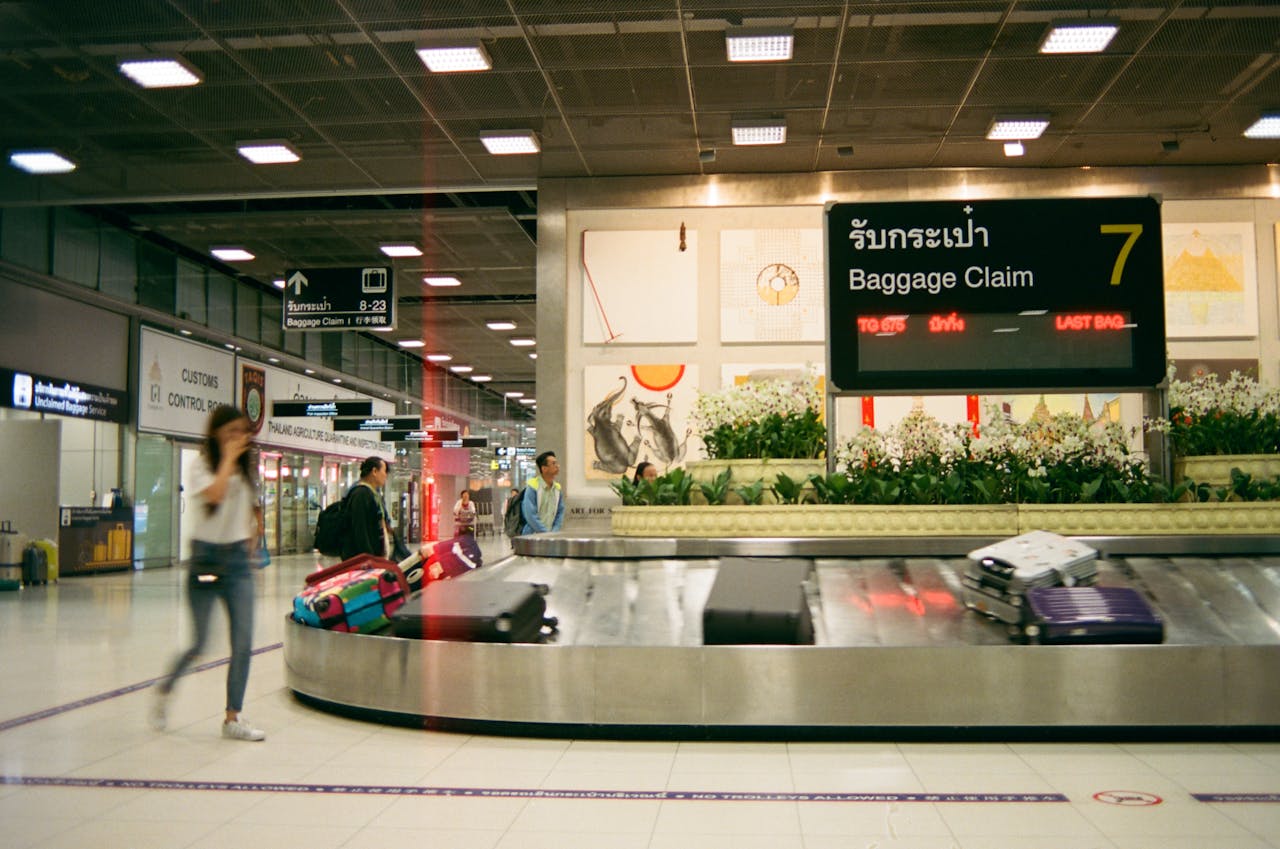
[1023,586,1164,645]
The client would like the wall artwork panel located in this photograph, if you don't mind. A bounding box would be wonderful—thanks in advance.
[583,364,700,481]
[581,229,698,344]
[720,228,825,342]
[1162,222,1258,338]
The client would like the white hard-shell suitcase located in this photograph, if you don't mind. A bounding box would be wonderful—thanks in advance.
[965,530,1098,597]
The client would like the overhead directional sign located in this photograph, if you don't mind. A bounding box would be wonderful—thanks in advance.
[272,399,373,418]
[282,266,395,331]
[379,429,475,444]
[332,415,421,432]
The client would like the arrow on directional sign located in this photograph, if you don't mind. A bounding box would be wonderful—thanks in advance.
[287,271,309,296]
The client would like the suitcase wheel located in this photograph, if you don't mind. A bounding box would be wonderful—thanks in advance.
[494,613,514,633]
[542,615,559,633]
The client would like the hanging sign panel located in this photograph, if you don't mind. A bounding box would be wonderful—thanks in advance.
[379,429,462,443]
[282,266,395,331]
[332,416,421,432]
[272,399,373,418]
[825,197,1166,393]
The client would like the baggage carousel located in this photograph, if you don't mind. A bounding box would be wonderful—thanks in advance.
[284,533,1280,739]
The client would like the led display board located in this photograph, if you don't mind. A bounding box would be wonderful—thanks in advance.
[826,197,1165,392]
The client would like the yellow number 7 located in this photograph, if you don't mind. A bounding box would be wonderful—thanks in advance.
[1100,224,1144,286]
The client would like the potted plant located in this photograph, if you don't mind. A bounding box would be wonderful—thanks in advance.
[686,373,826,498]
[1147,366,1280,485]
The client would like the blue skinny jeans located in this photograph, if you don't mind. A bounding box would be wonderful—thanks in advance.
[161,540,255,713]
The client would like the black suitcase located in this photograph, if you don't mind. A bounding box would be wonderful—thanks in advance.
[1023,586,1164,644]
[21,544,48,585]
[390,580,555,643]
[702,557,814,645]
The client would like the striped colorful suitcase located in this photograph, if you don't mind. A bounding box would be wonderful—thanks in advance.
[293,555,410,634]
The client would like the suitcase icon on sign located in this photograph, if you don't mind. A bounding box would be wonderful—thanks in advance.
[361,267,388,294]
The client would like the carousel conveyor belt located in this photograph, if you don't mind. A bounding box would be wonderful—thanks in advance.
[284,534,1280,739]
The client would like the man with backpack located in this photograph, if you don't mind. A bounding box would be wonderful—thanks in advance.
[519,451,564,536]
[313,456,399,560]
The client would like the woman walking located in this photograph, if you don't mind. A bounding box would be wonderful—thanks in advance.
[151,404,266,741]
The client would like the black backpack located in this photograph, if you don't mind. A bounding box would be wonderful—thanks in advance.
[503,487,527,537]
[313,489,353,556]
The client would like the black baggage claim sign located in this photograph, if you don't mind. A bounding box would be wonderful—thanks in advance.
[825,197,1166,392]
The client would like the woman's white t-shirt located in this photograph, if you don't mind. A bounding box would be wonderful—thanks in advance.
[189,460,257,544]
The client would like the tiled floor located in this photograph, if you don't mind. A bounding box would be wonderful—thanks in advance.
[2,540,1279,849]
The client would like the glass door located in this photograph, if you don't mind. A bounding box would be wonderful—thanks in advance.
[133,434,175,569]
[259,453,281,553]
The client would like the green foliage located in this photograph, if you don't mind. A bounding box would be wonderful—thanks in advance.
[610,475,641,506]
[810,472,858,505]
[701,409,826,461]
[697,467,734,506]
[615,469,697,506]
[770,472,809,505]
[733,479,766,506]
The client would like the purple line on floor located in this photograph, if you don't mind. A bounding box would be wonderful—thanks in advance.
[1193,793,1280,803]
[0,776,1070,803]
[0,643,283,733]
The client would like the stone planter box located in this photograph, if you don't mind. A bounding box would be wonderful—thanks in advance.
[612,503,1019,537]
[686,458,826,504]
[612,501,1280,538]
[1172,454,1280,487]
[1016,501,1280,536]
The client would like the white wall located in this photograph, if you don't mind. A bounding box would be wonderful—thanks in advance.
[0,419,61,541]
[543,168,1280,500]
[57,417,121,507]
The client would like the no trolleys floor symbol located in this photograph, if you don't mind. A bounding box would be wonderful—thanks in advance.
[1094,790,1164,806]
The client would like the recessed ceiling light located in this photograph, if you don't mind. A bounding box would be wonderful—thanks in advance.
[480,130,540,155]
[509,338,536,347]
[731,118,787,146]
[470,374,492,382]
[426,354,452,362]
[485,320,517,331]
[416,42,492,72]
[333,378,343,384]
[272,278,286,289]
[518,398,537,405]
[267,356,280,363]
[398,339,425,348]
[987,117,1050,140]
[423,275,462,287]
[211,247,255,261]
[504,391,525,398]
[236,140,300,164]
[1004,141,1026,157]
[1039,22,1118,54]
[725,26,794,62]
[178,329,193,336]
[380,243,422,258]
[117,57,202,88]
[8,150,76,174]
[1243,113,1280,139]
[304,368,315,374]
[529,352,538,359]
[450,365,474,373]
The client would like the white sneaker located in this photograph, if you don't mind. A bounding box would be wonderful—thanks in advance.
[149,690,169,731]
[221,718,266,741]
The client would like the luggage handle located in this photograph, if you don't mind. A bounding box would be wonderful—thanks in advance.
[305,554,411,597]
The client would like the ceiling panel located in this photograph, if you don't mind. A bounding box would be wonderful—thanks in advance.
[0,0,1277,421]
